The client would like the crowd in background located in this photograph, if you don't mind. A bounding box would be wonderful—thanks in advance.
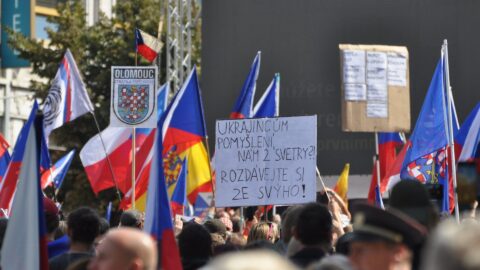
[2,179,480,270]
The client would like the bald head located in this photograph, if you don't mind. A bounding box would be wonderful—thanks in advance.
[88,228,157,270]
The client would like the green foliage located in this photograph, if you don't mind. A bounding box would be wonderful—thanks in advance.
[6,0,184,213]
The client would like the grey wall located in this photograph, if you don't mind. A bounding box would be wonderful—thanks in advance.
[201,0,480,175]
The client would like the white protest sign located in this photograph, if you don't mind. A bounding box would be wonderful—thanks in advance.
[214,116,317,207]
[110,66,158,128]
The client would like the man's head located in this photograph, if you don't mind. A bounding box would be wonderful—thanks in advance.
[178,222,212,269]
[348,203,427,270]
[204,219,227,240]
[67,207,101,247]
[281,205,303,244]
[293,203,332,248]
[88,228,157,270]
[43,197,59,240]
[119,210,143,229]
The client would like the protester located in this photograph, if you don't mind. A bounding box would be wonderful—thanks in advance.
[348,203,427,270]
[118,210,143,229]
[388,180,439,231]
[204,219,228,240]
[49,207,101,270]
[88,228,157,270]
[200,250,298,270]
[0,218,7,252]
[276,205,303,254]
[247,222,279,244]
[289,203,333,268]
[308,254,354,270]
[94,218,110,250]
[178,222,213,270]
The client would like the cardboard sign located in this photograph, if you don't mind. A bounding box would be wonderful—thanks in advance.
[110,66,158,128]
[214,116,317,207]
[339,44,411,132]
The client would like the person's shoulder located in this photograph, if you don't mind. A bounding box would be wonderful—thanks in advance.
[48,253,69,270]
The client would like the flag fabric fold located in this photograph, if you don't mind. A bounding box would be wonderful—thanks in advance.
[253,73,280,118]
[230,52,261,119]
[0,134,11,182]
[43,49,94,140]
[144,118,182,270]
[171,158,188,217]
[135,28,163,63]
[0,102,42,215]
[0,107,49,270]
[162,67,212,204]
[41,149,75,190]
[334,163,350,204]
[455,102,480,162]
[400,55,458,213]
[81,84,169,195]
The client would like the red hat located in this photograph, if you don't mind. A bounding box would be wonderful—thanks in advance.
[43,197,59,215]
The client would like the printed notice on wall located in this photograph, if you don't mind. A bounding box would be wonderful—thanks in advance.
[367,83,388,102]
[345,84,367,101]
[367,101,388,118]
[387,52,407,87]
[214,116,317,207]
[367,52,387,85]
[343,50,366,84]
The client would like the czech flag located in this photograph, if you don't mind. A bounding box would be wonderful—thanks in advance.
[135,28,163,63]
[163,67,212,204]
[367,133,404,203]
[144,117,182,270]
[253,73,280,118]
[0,134,11,181]
[455,103,480,162]
[171,158,188,217]
[41,149,76,190]
[230,52,261,119]
[0,102,50,216]
[43,49,94,141]
[0,104,49,270]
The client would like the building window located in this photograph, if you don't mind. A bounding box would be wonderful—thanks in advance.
[35,15,58,40]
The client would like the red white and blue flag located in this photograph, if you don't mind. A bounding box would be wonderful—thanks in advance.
[400,54,459,213]
[455,103,480,162]
[43,49,94,141]
[41,149,75,190]
[253,73,280,118]
[171,158,188,217]
[0,134,11,182]
[367,132,404,203]
[230,52,261,119]
[0,102,51,216]
[81,84,168,195]
[135,28,163,63]
[144,111,182,270]
[0,104,49,270]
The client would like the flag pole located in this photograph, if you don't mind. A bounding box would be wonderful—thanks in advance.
[91,112,122,201]
[316,166,330,202]
[443,39,460,223]
[374,132,384,208]
[132,51,139,209]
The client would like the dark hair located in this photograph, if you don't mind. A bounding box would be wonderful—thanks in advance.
[178,223,212,269]
[67,207,100,245]
[0,218,7,250]
[98,218,110,235]
[45,212,60,234]
[119,210,142,228]
[295,203,332,246]
[243,240,277,251]
[231,216,241,233]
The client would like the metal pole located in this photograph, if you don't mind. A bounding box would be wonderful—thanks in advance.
[374,132,385,209]
[443,39,460,222]
[91,112,122,201]
[4,70,11,144]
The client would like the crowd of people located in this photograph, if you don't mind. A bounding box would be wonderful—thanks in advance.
[2,180,480,270]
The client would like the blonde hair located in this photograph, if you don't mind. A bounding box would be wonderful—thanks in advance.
[247,222,278,244]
